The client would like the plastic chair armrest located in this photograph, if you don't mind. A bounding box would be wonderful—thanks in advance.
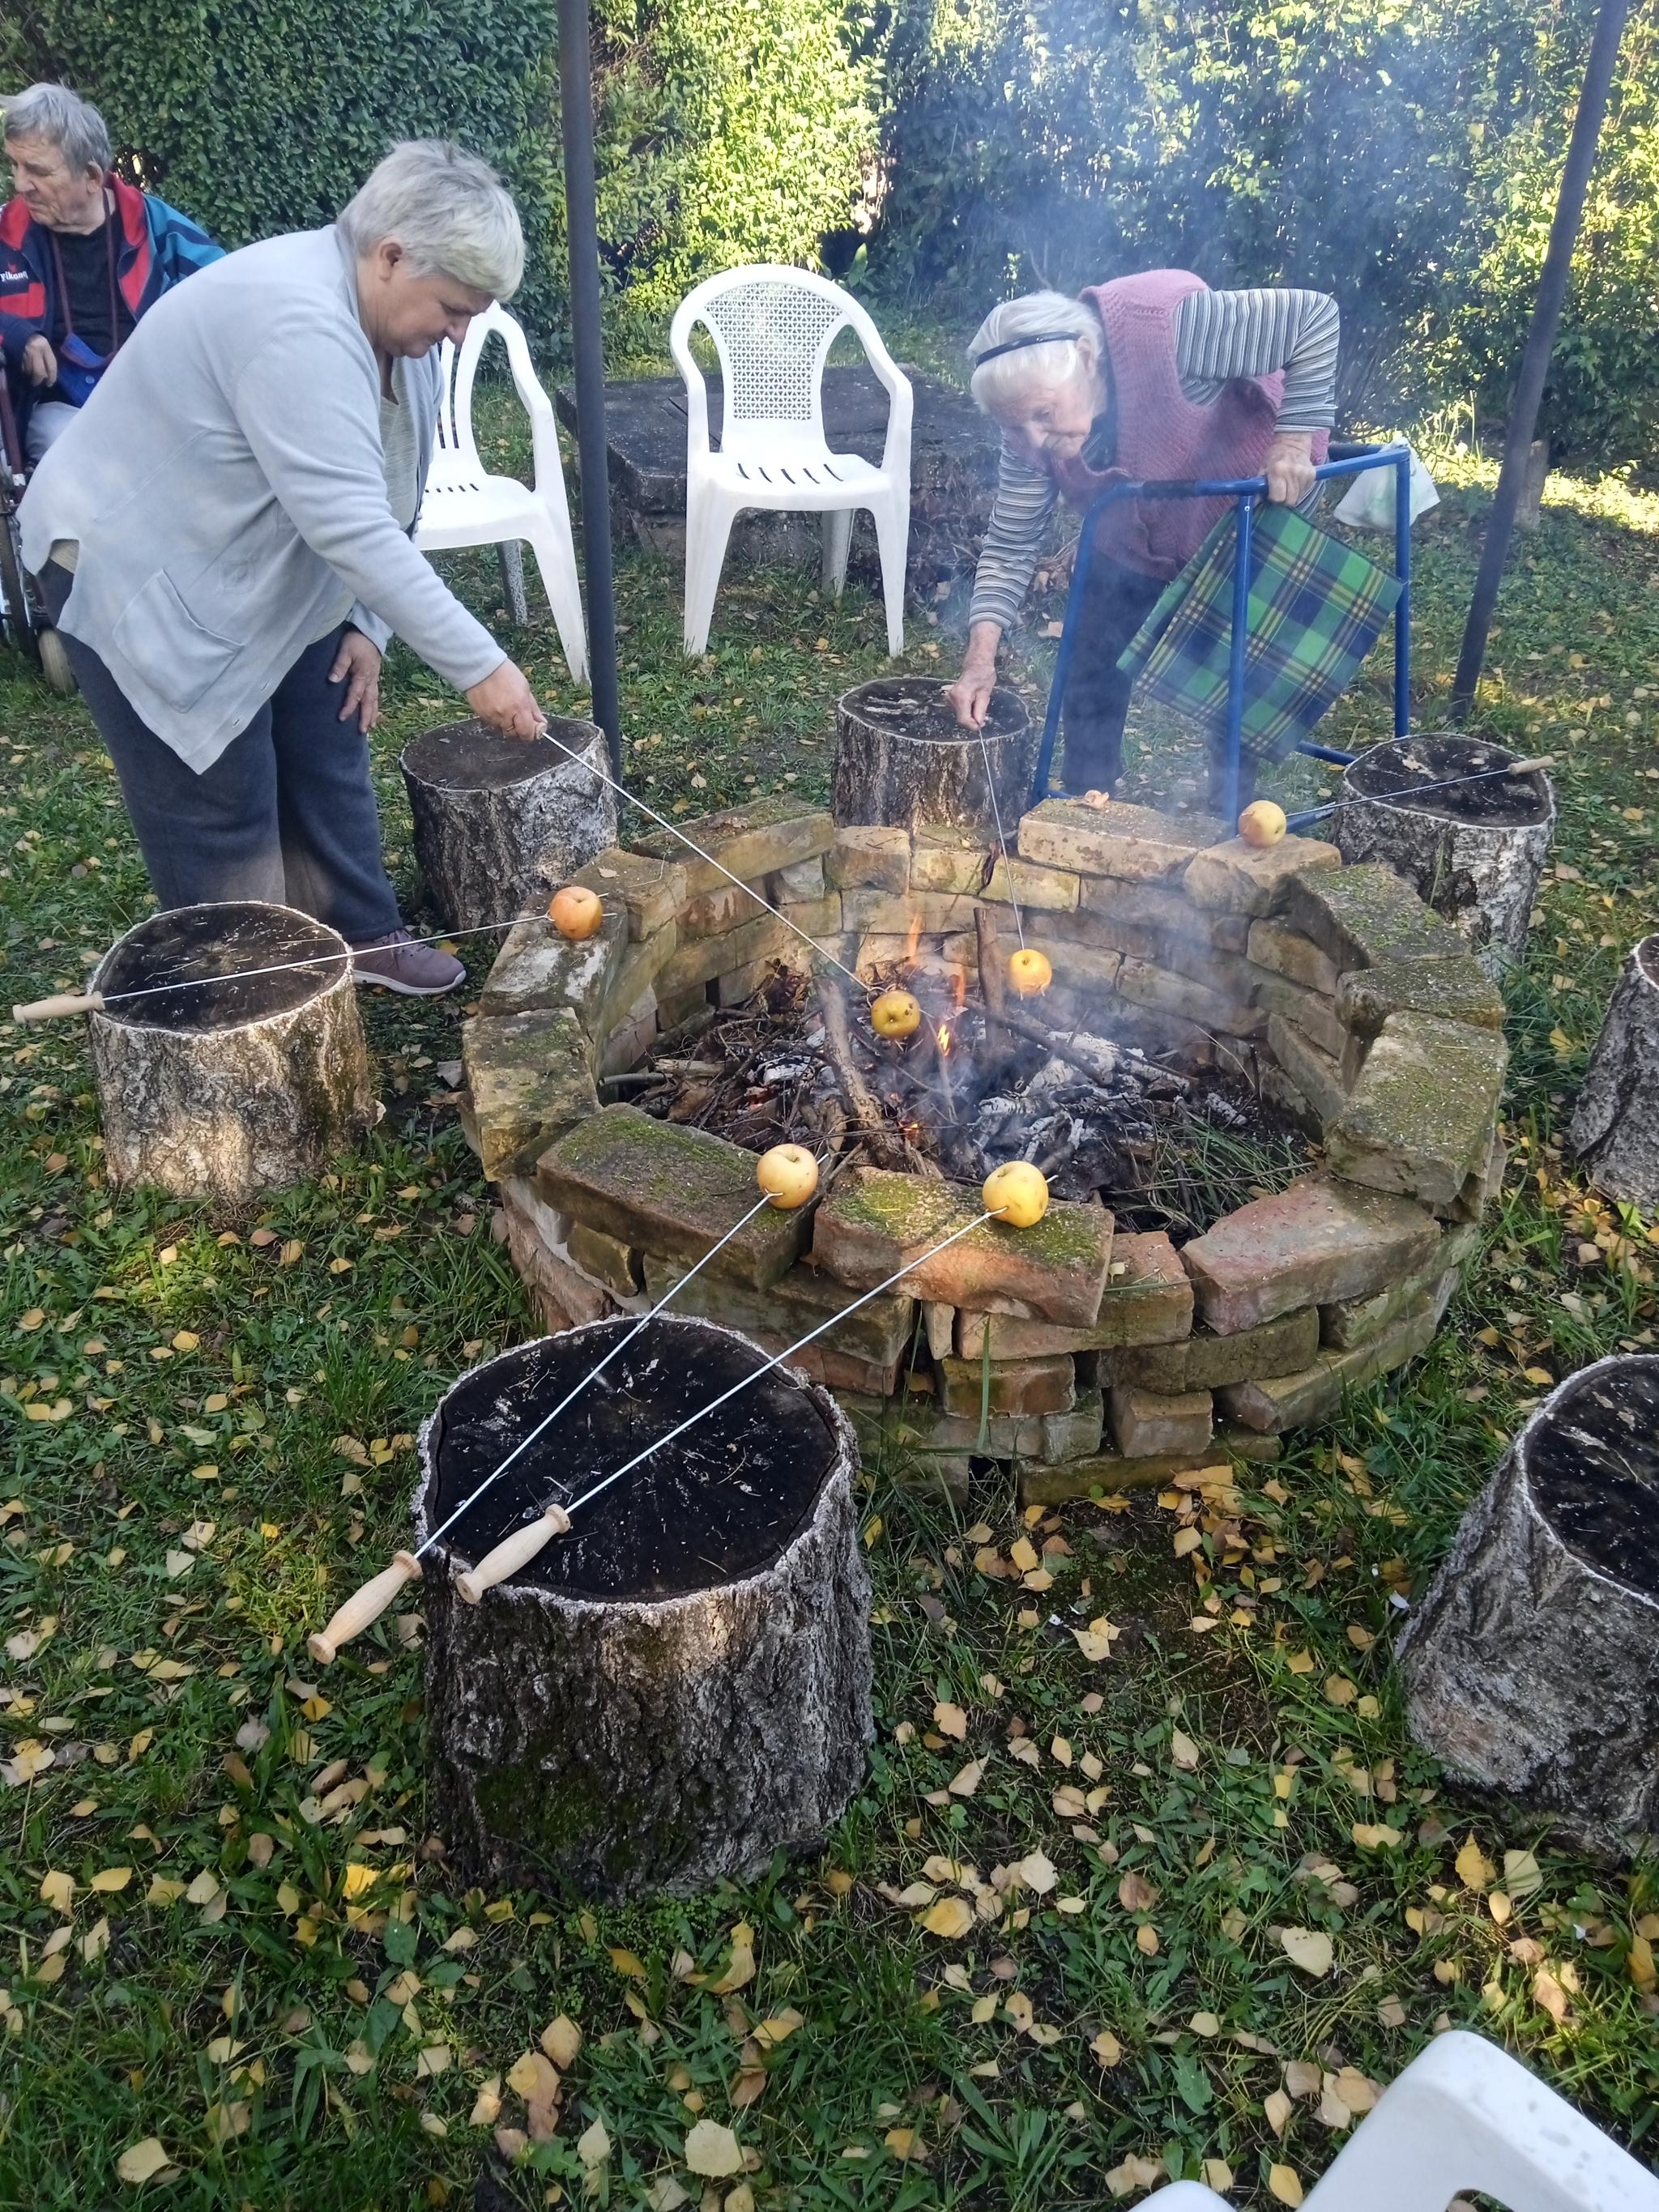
[669,310,713,459]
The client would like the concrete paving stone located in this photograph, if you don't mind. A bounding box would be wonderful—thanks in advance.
[1266,1014,1350,1126]
[1247,917,1340,994]
[827,825,911,893]
[462,1008,598,1182]
[1324,1011,1508,1208]
[480,901,627,1021]
[1282,861,1469,972]
[1337,954,1506,1038]
[1106,1304,1320,1392]
[1119,955,1267,1038]
[1181,1173,1441,1332]
[630,796,834,897]
[567,1219,642,1297]
[1320,1226,1475,1349]
[1018,799,1223,883]
[572,847,685,940]
[1181,834,1342,916]
[770,855,825,901]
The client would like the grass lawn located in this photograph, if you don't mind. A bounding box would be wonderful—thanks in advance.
[2,433,1657,2210]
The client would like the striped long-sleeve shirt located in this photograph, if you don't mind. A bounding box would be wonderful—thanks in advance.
[968,287,1340,632]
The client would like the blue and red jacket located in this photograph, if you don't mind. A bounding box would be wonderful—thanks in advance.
[0,173,221,424]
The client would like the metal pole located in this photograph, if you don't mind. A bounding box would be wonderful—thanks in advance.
[1451,0,1629,718]
[557,0,622,777]
[1222,494,1253,826]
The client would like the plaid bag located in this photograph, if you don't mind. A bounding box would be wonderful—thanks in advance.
[1115,501,1402,763]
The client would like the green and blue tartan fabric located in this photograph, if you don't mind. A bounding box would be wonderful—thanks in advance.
[1115,502,1402,763]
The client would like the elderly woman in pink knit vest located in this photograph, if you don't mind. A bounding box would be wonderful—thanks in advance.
[945,273,1337,809]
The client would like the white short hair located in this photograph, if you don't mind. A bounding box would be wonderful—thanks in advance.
[968,291,1100,415]
[338,139,524,301]
[2,83,112,175]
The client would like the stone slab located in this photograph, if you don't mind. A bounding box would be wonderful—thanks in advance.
[1336,955,1507,1038]
[1078,873,1212,936]
[630,798,835,898]
[1110,1383,1213,1457]
[841,1385,1104,1466]
[770,855,825,901]
[567,1219,642,1297]
[1118,955,1265,1038]
[1107,1304,1319,1392]
[1017,799,1223,882]
[462,1008,598,1182]
[937,1353,1077,1418]
[1247,918,1339,994]
[953,1230,1192,1356]
[1320,1222,1475,1349]
[1020,1426,1280,1502]
[656,898,841,996]
[1266,1014,1349,1127]
[681,880,766,939]
[811,1167,1114,1327]
[1281,862,1469,972]
[572,847,686,940]
[1181,835,1342,916]
[480,902,627,1021]
[535,1104,808,1289]
[827,825,911,893]
[841,888,985,935]
[1218,1296,1444,1432]
[1250,971,1346,1059]
[643,1253,916,1367]
[1324,1012,1508,1208]
[498,1178,621,1334]
[1181,1173,1441,1333]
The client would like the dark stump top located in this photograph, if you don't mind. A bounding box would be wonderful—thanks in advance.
[1527,1354,1659,1594]
[555,365,1001,519]
[839,675,1030,746]
[424,1317,838,1602]
[96,901,343,1034]
[1346,735,1553,829]
[401,717,603,794]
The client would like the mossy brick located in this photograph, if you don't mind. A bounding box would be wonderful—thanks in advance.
[954,1230,1192,1357]
[1247,918,1339,994]
[1181,834,1342,916]
[827,825,910,893]
[462,1008,598,1182]
[534,1105,808,1289]
[1017,799,1222,882]
[630,797,834,897]
[566,1220,642,1297]
[744,1333,905,1396]
[1252,972,1345,1059]
[1337,954,1506,1038]
[1119,956,1265,1038]
[1281,862,1469,972]
[1020,1426,1279,1502]
[1110,1383,1213,1457]
[1107,1304,1319,1392]
[480,902,628,1022]
[1218,1296,1443,1432]
[571,848,685,940]
[1181,1173,1440,1332]
[1324,1012,1508,1208]
[1267,1014,1349,1126]
[1321,1224,1475,1349]
[937,1353,1077,1418]
[811,1167,1114,1326]
[643,1253,915,1368]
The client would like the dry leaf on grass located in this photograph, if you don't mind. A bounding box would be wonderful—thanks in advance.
[932,1701,968,1741]
[684,2118,744,2176]
[710,1923,756,1993]
[1170,1728,1200,1771]
[540,2014,582,2069]
[116,2139,176,2185]
[577,2117,612,2167]
[1279,1927,1334,1977]
[920,1896,975,1939]
[1455,1835,1495,1891]
[1117,1872,1158,1913]
[1268,2162,1305,2206]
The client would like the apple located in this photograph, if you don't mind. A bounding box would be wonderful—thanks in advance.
[1237,800,1287,849]
[548,884,603,940]
[1007,948,1052,998]
[983,1160,1050,1228]
[756,1143,819,1210]
[871,987,922,1038]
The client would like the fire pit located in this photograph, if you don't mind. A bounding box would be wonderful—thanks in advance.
[462,792,1510,1498]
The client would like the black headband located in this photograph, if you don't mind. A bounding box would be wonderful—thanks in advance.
[972,330,1081,368]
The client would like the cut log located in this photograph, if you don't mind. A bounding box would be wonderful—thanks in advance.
[1567,936,1659,1208]
[1399,1353,1659,1857]
[400,716,617,932]
[1334,735,1555,978]
[87,900,375,1206]
[832,676,1037,833]
[415,1316,872,1899]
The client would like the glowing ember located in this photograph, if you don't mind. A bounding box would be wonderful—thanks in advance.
[936,1023,952,1056]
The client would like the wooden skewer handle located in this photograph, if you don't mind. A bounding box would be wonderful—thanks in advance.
[308,1551,421,1664]
[12,991,106,1022]
[454,1503,572,1605]
[1509,756,1555,774]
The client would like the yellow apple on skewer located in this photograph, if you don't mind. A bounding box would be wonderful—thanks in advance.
[871,987,923,1038]
[1007,948,1052,998]
[1237,800,1287,849]
[983,1161,1050,1227]
[548,884,604,940]
[757,1143,819,1210]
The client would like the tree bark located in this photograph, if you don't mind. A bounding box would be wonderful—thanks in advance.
[415,1321,872,1899]
[87,902,375,1207]
[400,717,618,932]
[833,676,1037,832]
[1567,936,1659,1208]
[1334,736,1555,978]
[1399,1352,1659,1857]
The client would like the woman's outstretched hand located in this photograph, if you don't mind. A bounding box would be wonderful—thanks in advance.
[329,629,383,733]
[467,658,547,740]
[945,621,1004,728]
[1264,431,1317,505]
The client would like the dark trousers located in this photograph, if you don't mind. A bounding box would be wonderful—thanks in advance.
[41,564,401,942]
[1061,552,1256,812]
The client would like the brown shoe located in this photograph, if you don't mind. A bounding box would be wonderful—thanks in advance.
[351,929,465,996]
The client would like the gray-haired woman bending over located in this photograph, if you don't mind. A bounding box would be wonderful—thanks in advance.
[23,140,550,995]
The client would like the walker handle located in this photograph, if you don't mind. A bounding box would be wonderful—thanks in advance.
[12,991,105,1022]
[454,1504,572,1605]
[308,1551,422,1665]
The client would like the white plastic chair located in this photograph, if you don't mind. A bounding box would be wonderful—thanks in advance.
[416,303,587,683]
[669,264,913,657]
[1142,2032,1659,2210]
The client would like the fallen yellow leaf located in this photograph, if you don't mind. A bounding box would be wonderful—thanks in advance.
[919,1896,975,1938]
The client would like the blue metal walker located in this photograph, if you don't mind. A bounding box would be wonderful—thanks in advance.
[1030,441,1414,827]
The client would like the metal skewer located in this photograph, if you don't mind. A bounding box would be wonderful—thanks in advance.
[1288,753,1554,830]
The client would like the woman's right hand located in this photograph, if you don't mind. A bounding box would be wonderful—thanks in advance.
[467,658,547,740]
[22,334,57,388]
[945,655,999,729]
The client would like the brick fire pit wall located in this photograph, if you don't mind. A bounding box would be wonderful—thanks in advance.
[458,795,1508,1503]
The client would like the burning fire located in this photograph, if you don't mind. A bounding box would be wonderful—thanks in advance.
[936,1022,952,1057]
[904,912,923,961]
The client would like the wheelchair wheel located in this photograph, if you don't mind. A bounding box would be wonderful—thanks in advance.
[37,624,75,697]
[0,508,37,667]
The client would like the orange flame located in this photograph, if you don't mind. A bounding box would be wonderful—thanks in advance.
[937,1022,952,1057]
[951,965,967,1011]
[904,911,923,961]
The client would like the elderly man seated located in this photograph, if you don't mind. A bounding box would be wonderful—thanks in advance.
[1,81,220,459]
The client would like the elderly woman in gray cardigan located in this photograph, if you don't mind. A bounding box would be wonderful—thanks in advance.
[22,140,549,995]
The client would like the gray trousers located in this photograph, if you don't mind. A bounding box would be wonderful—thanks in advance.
[41,563,401,942]
[24,399,79,462]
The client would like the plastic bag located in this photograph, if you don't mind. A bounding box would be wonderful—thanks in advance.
[1332,445,1440,533]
